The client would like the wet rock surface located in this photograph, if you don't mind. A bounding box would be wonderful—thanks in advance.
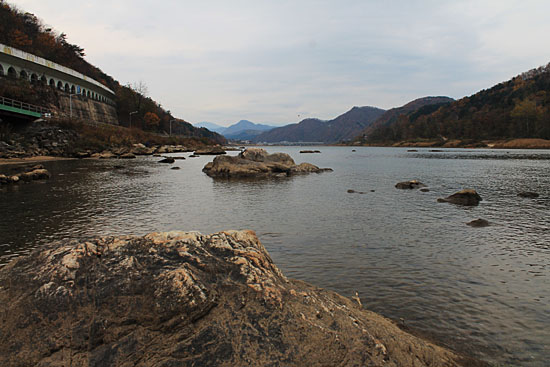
[203,148,332,179]
[0,230,464,367]
[438,189,482,206]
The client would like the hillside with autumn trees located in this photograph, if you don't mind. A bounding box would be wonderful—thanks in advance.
[0,1,224,143]
[359,63,550,145]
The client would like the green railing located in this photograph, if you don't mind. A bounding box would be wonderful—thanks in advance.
[0,96,50,118]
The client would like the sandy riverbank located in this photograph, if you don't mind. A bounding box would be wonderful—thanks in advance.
[0,155,76,166]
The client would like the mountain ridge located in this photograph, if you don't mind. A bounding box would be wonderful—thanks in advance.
[362,64,550,144]
[254,106,385,143]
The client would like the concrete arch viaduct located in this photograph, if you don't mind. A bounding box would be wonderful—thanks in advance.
[0,43,115,105]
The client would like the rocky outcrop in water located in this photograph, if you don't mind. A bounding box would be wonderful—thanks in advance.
[0,164,50,184]
[158,157,175,164]
[437,189,482,206]
[395,180,426,189]
[202,148,332,179]
[0,230,465,367]
[194,146,226,155]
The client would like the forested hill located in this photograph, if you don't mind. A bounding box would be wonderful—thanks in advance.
[356,96,454,141]
[363,64,550,143]
[0,1,224,143]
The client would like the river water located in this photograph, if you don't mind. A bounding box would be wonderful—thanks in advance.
[1,146,549,366]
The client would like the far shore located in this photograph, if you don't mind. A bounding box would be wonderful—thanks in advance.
[350,138,550,149]
[1,138,549,166]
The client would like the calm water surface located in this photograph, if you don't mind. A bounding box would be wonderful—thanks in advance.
[1,147,549,366]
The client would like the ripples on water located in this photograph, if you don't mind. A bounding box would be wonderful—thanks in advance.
[1,147,549,366]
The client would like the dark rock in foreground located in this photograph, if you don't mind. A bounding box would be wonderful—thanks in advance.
[517,191,539,198]
[395,180,426,189]
[467,218,490,227]
[0,231,464,367]
[437,189,482,206]
[203,148,332,179]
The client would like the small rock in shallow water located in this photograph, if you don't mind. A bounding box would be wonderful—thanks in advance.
[467,218,489,227]
[437,189,482,206]
[171,167,181,170]
[395,180,426,189]
[119,153,136,159]
[158,157,175,164]
[420,188,430,192]
[517,192,539,198]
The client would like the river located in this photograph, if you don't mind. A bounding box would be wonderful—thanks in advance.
[1,146,549,366]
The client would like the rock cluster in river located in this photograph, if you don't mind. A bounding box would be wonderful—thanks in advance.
[0,164,50,184]
[202,148,332,179]
[0,230,465,367]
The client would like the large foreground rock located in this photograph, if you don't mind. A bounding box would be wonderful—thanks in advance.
[0,231,465,367]
[203,148,332,178]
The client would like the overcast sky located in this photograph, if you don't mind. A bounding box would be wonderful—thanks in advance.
[12,0,550,126]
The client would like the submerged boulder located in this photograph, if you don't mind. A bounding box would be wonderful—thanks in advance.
[517,191,539,198]
[467,218,490,227]
[158,157,175,164]
[0,230,463,367]
[202,148,332,179]
[395,180,426,189]
[438,189,482,206]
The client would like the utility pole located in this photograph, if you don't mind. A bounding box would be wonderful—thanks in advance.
[129,111,138,129]
[69,93,77,119]
[170,119,177,136]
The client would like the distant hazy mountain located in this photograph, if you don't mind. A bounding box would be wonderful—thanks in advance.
[194,122,227,134]
[224,129,268,141]
[254,106,386,143]
[222,120,276,140]
[223,120,274,135]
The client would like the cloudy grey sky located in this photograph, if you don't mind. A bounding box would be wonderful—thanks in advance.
[13,0,550,126]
